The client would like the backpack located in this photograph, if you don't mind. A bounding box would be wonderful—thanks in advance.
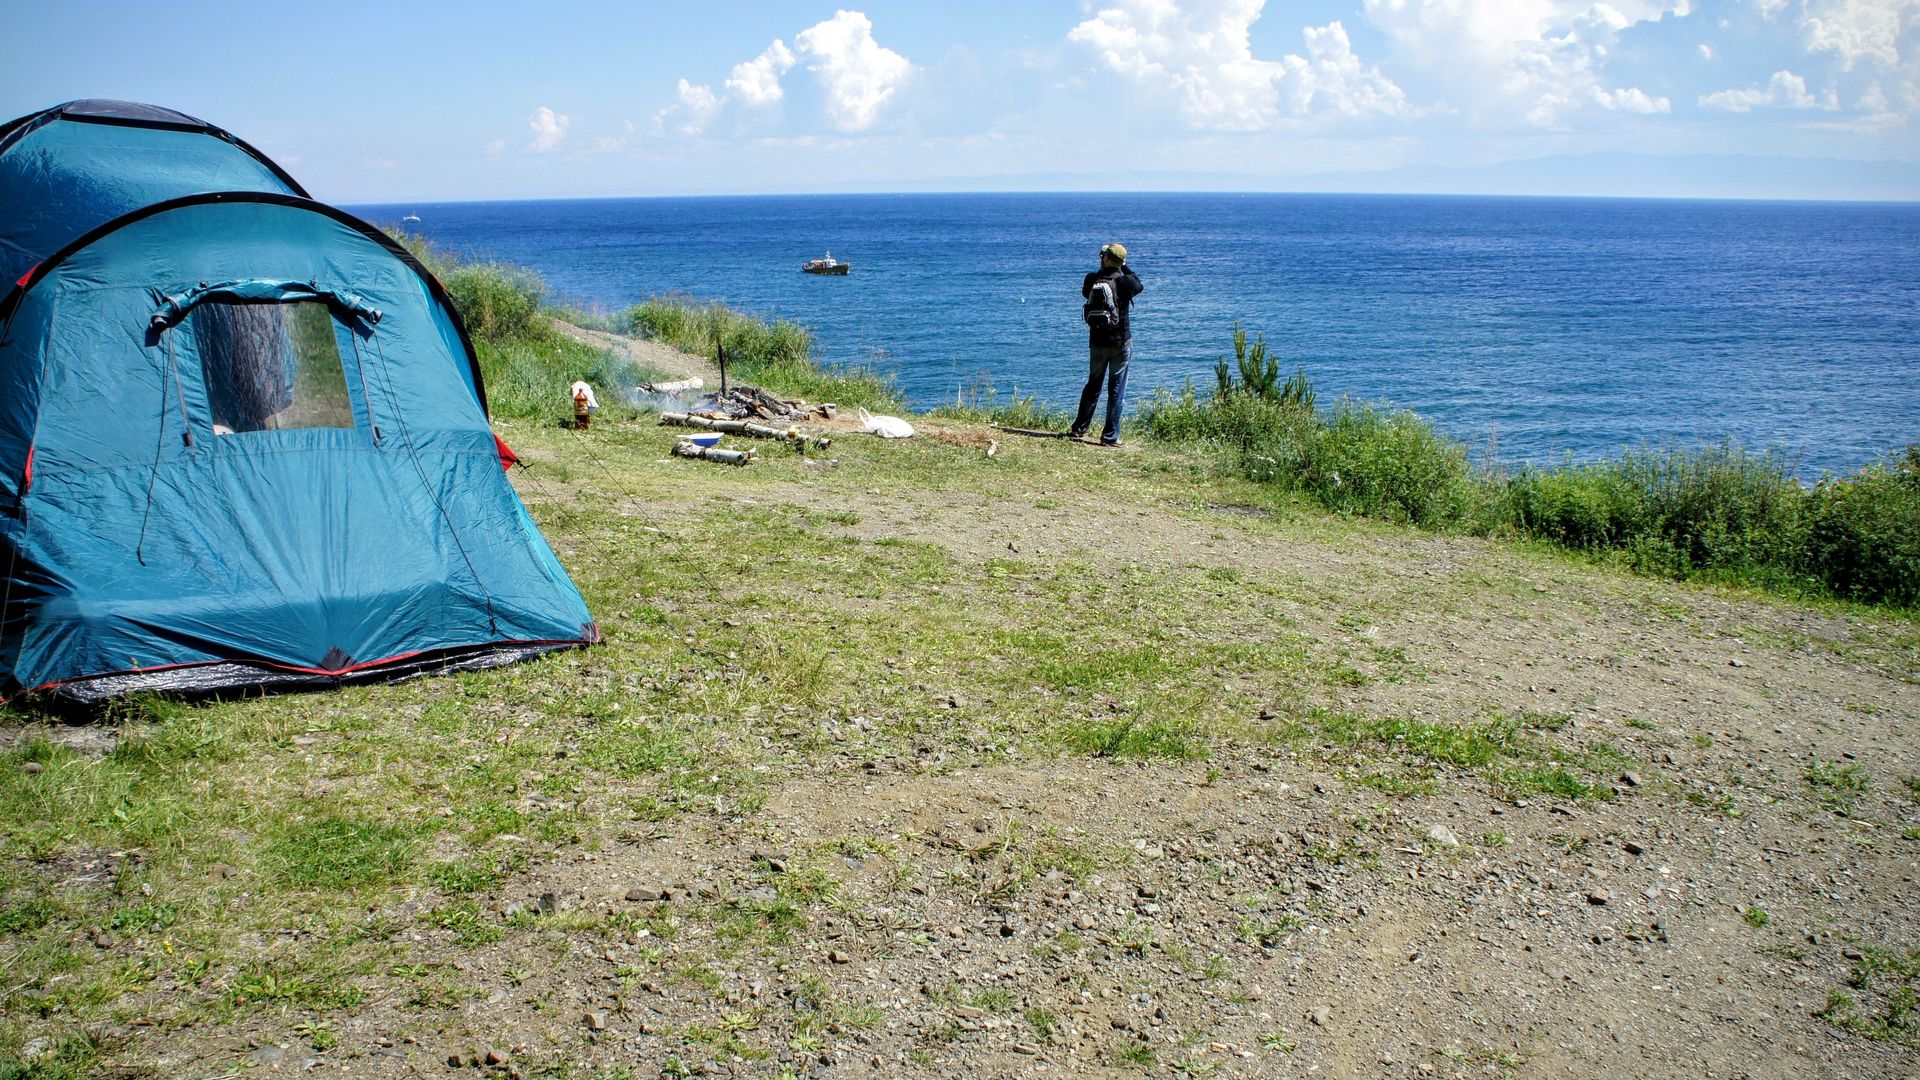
[1083,278,1120,330]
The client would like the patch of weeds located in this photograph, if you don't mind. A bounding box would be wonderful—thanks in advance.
[1496,766,1611,802]
[423,900,502,947]
[227,962,365,1011]
[0,887,64,935]
[1324,665,1370,688]
[1025,1007,1060,1038]
[1625,717,1659,732]
[1743,906,1771,928]
[294,1018,340,1051]
[971,987,1016,1013]
[1237,913,1303,948]
[1818,944,1920,1043]
[1113,1040,1156,1066]
[105,900,178,936]
[1806,761,1872,815]
[1259,1031,1296,1052]
[1685,789,1742,818]
[1901,775,1920,801]
[1061,715,1204,761]
[426,855,513,895]
[1692,733,1713,749]
[267,815,419,890]
[1170,1059,1220,1076]
[1479,830,1511,847]
[1521,709,1572,732]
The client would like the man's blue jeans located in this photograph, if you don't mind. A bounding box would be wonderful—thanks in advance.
[1071,342,1130,444]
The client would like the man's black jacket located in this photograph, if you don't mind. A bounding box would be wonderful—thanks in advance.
[1082,264,1143,348]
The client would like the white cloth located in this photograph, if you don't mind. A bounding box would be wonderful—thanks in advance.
[569,381,600,410]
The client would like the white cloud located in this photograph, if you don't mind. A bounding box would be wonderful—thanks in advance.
[484,139,506,157]
[527,106,569,152]
[1699,43,1713,60]
[1068,2,1406,129]
[793,10,913,131]
[592,136,629,153]
[656,79,721,135]
[1699,69,1838,111]
[361,157,396,169]
[1360,0,1688,127]
[1592,85,1671,112]
[728,39,797,107]
[1802,0,1915,71]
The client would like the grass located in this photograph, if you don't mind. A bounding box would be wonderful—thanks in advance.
[1140,357,1920,610]
[1819,944,1920,1043]
[1806,760,1873,815]
[1274,709,1622,802]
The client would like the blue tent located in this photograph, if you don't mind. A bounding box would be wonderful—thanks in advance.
[0,99,307,289]
[0,104,596,703]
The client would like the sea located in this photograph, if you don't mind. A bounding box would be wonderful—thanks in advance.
[348,193,1920,478]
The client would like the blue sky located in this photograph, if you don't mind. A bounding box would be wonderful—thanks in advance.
[2,0,1914,201]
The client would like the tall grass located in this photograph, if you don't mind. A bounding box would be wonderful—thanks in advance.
[1140,330,1920,608]
[391,231,657,422]
[622,296,897,409]
[927,375,1070,430]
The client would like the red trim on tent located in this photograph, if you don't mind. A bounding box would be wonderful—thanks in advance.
[16,263,35,287]
[20,445,32,495]
[494,433,518,472]
[9,632,600,702]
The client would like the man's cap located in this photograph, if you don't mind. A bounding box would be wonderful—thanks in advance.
[1101,242,1128,261]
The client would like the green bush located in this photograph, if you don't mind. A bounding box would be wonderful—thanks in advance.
[1801,447,1920,606]
[442,262,544,342]
[1507,445,1809,584]
[386,230,660,422]
[1143,325,1919,610]
[1301,401,1474,528]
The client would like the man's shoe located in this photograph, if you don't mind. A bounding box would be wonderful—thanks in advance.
[1066,430,1086,440]
[1099,438,1122,448]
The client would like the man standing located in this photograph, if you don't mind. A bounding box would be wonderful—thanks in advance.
[1070,242,1143,446]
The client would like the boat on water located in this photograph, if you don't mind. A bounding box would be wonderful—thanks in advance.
[401,213,422,224]
[801,252,849,275]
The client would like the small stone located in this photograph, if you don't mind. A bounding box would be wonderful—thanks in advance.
[624,886,663,903]
[1623,840,1647,856]
[1136,885,1159,899]
[1729,658,1746,668]
[211,863,238,879]
[21,761,44,775]
[1619,772,1642,788]
[765,857,788,874]
[536,892,558,914]
[484,1048,510,1067]
[1587,889,1611,906]
[828,949,852,964]
[20,1038,51,1060]
[1013,1042,1040,1055]
[252,1045,286,1064]
[1308,1006,1331,1026]
[585,1011,608,1032]
[1426,825,1461,847]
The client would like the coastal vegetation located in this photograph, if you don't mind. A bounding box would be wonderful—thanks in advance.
[402,244,1917,611]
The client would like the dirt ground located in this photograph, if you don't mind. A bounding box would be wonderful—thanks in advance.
[220,433,1917,1079]
[19,331,1916,1079]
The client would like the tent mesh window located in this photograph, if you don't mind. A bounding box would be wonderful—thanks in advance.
[192,301,355,433]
